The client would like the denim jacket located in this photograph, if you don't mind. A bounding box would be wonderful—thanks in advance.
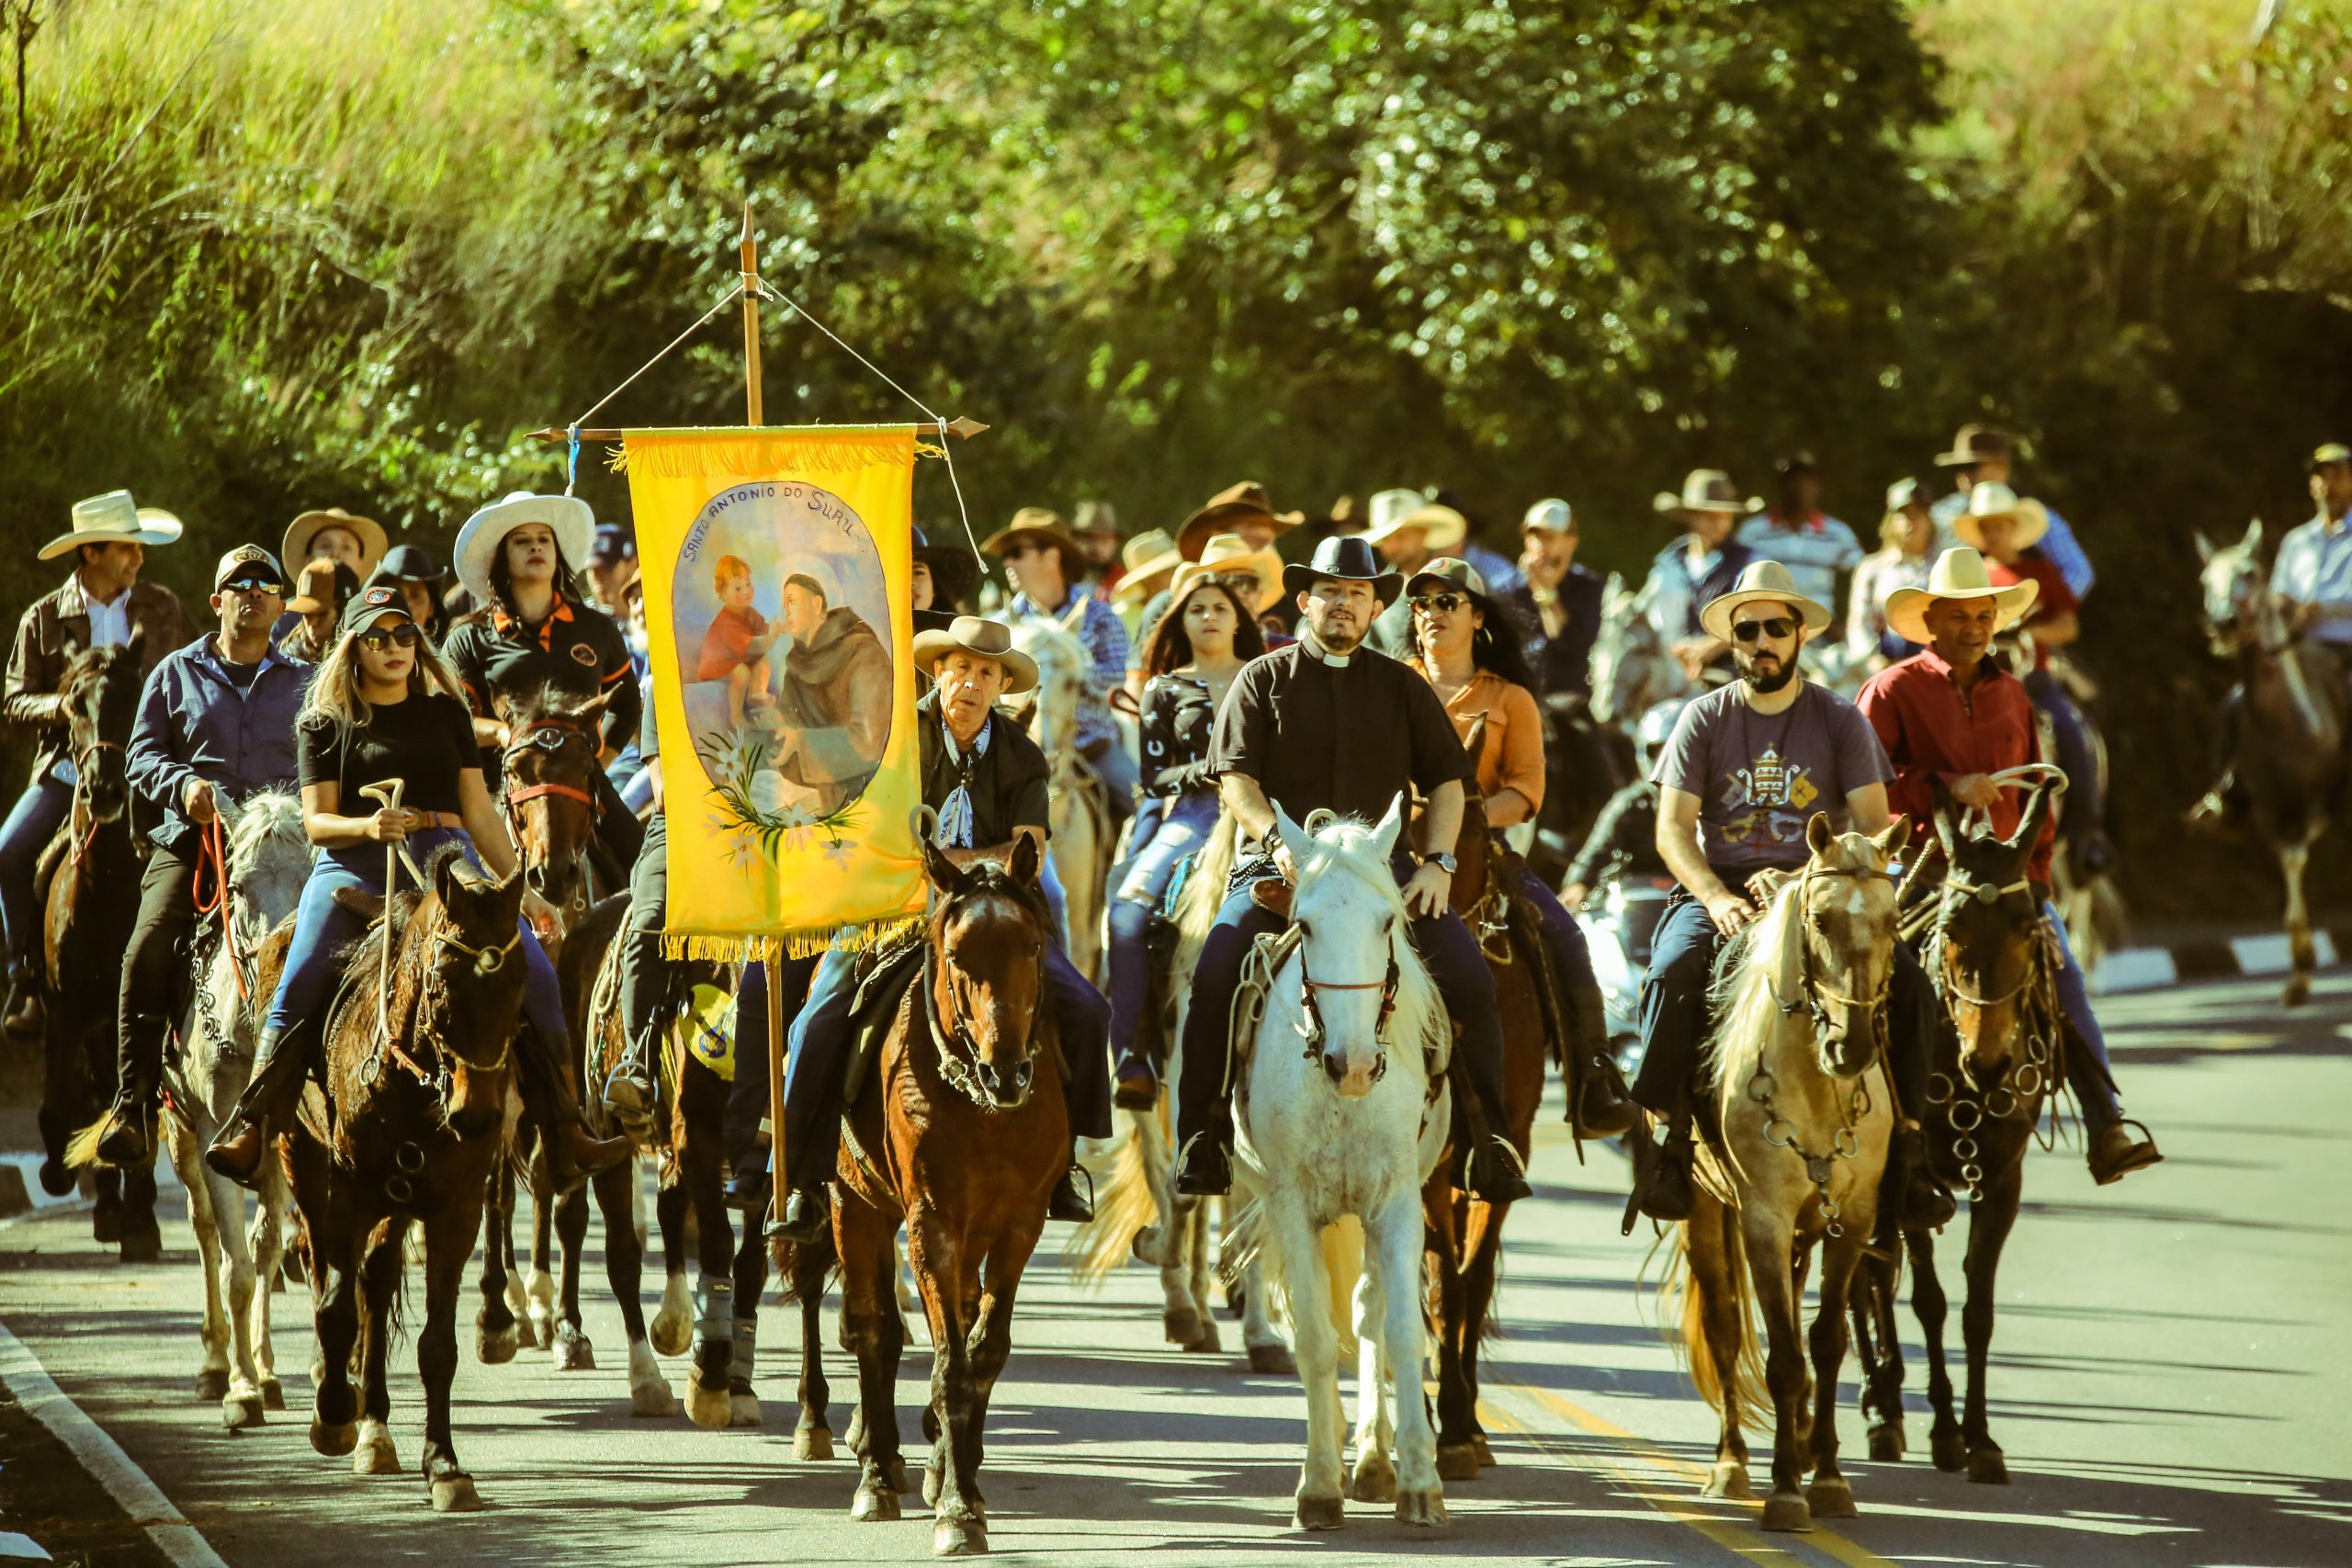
[125,635,313,854]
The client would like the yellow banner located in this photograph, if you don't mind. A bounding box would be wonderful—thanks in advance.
[626,426,925,956]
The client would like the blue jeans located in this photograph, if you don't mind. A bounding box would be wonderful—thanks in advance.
[1107,793,1219,1065]
[781,937,1112,1190]
[0,776,71,979]
[724,952,817,1176]
[2047,900,2120,1128]
[2025,671,2104,847]
[1515,864,1598,993]
[262,829,567,1049]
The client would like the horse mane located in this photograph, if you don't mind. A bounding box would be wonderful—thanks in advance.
[503,680,603,731]
[227,789,307,874]
[930,853,1054,938]
[1290,816,1446,1071]
[1701,873,1807,1097]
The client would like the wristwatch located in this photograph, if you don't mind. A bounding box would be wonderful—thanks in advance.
[1427,851,1457,875]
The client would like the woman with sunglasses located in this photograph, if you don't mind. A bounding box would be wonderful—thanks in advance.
[1407,558,1634,1135]
[1106,575,1266,1108]
[205,587,627,1188]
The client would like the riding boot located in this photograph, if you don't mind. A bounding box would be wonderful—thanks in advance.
[5,964,43,1040]
[1047,1158,1095,1223]
[205,1022,312,1190]
[1894,1121,1957,1230]
[514,1023,631,1188]
[1566,983,1638,1137]
[1625,1098,1697,1231]
[1449,1075,1535,1203]
[602,1024,661,1143]
[768,1184,830,1247]
[93,1012,171,1167]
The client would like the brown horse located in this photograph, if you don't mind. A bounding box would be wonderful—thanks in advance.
[278,846,531,1511]
[49,634,159,1258]
[1853,779,2061,1485]
[783,833,1064,1557]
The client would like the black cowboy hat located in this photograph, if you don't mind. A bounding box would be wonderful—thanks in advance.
[1280,535,1400,606]
[378,543,445,583]
[912,525,980,612]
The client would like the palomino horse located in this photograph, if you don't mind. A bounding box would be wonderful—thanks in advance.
[1233,799,1451,1530]
[782,834,1064,1557]
[153,792,310,1427]
[278,847,531,1511]
[2197,520,2347,1005]
[1011,614,1111,981]
[1852,781,2063,1484]
[49,634,159,1258]
[1663,815,1905,1533]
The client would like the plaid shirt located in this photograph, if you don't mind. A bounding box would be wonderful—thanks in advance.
[1006,588,1131,751]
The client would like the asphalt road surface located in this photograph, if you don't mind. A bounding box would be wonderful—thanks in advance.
[1,969,2346,1567]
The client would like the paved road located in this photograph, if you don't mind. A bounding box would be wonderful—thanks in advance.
[2,970,2346,1566]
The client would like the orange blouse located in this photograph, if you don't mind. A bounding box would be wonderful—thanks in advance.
[1412,662,1544,814]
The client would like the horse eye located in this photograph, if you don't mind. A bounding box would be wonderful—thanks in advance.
[1296,919,1311,939]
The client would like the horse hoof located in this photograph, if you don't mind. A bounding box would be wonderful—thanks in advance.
[1470,1433,1493,1468]
[37,1156,74,1198]
[1436,1443,1480,1482]
[1806,1477,1858,1518]
[1348,1459,1396,1504]
[475,1321,519,1367]
[261,1379,287,1412]
[795,1424,833,1461]
[530,1318,555,1352]
[429,1473,483,1513]
[1760,1492,1813,1533]
[194,1368,230,1401]
[888,1456,912,1496]
[1930,1428,1967,1473]
[686,1375,731,1431]
[222,1394,266,1430]
[353,1419,400,1475]
[92,1202,121,1246]
[1396,1486,1446,1527]
[649,1309,691,1359]
[932,1515,987,1556]
[850,1483,899,1522]
[309,1420,357,1458]
[2283,975,2312,1009]
[119,1229,163,1265]
[1702,1460,1750,1500]
[1294,1493,1345,1531]
[630,1380,679,1418]
[552,1333,595,1373]
[1867,1423,1905,1462]
[1162,1305,1203,1348]
[1246,1343,1295,1376]
[729,1390,763,1428]
[1968,1447,2010,1485]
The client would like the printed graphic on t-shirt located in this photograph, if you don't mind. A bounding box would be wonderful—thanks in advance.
[1719,743,1821,849]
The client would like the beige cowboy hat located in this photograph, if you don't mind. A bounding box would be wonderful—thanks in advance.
[978,506,1085,568]
[1651,469,1748,523]
[1934,423,2014,468]
[41,491,184,561]
[1698,558,1835,644]
[1951,481,2050,553]
[1110,527,1182,606]
[1362,489,1468,553]
[1169,532,1286,615]
[912,615,1037,695]
[281,506,389,577]
[1173,480,1305,559]
[454,491,595,605]
[1884,547,2041,647]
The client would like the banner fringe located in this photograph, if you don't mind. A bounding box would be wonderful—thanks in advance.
[661,914,924,965]
[617,430,916,480]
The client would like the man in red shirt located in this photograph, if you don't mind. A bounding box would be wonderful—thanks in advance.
[1858,548,2160,1185]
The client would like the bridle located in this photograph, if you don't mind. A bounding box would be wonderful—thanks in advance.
[1766,861,1895,1032]
[502,715,602,817]
[67,733,126,864]
[922,883,1048,1111]
[361,911,523,1093]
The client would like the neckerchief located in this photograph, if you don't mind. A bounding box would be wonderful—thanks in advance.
[937,714,992,848]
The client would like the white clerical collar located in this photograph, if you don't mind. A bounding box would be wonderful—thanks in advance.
[1299,628,1353,667]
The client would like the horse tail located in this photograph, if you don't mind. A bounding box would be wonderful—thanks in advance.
[1066,1113,1161,1282]
[1656,1217,1770,1431]
[1173,811,1238,949]
[771,1221,841,1303]
[62,1112,116,1172]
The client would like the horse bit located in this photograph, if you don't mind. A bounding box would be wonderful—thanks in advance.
[1293,948,1402,1074]
[1920,869,2062,1201]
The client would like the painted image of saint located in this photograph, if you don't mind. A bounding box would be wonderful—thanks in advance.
[763,570,890,813]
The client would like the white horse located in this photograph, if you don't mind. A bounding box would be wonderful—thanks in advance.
[1011,613,1114,982]
[157,791,311,1428]
[1231,798,1451,1529]
[1589,572,1694,728]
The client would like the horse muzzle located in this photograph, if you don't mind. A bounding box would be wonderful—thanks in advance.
[973,1054,1035,1110]
[1323,1045,1387,1100]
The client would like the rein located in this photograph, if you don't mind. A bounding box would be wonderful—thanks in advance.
[1293,947,1402,1066]
[194,817,254,1002]
[361,915,523,1091]
[68,738,124,864]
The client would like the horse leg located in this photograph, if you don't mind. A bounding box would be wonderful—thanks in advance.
[251,1156,288,1411]
[92,1167,121,1247]
[352,1221,404,1476]
[793,1224,835,1460]
[729,1198,765,1427]
[1804,1234,1866,1518]
[298,1146,361,1458]
[1271,1195,1347,1529]
[595,1160,674,1416]
[210,1167,270,1428]
[1239,1241,1291,1374]
[2280,840,2314,1008]
[1685,1196,1752,1499]
[1460,1208,1503,1469]
[649,1179,694,1357]
[1430,1199,1477,1481]
[420,1200,487,1511]
[117,1149,162,1263]
[1852,1235,1906,1462]
[1960,1170,2024,1484]
[1371,1192,1444,1526]
[170,1120,232,1405]
[525,1168,558,1350]
[550,1183,594,1371]
[1348,1258,1396,1506]
[908,1202,986,1555]
[684,1124,735,1430]
[1739,1207,1812,1532]
[473,1166,519,1364]
[839,1200,906,1520]
[961,1216,1045,1520]
[1909,1222,1965,1471]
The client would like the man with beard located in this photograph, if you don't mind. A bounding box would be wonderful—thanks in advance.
[765,571,891,814]
[1170,536,1533,1203]
[1628,560,1952,1227]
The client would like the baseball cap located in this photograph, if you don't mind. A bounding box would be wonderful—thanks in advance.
[337,582,417,639]
[212,544,287,592]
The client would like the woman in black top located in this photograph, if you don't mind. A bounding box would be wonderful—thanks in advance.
[1106,578,1263,1103]
[207,586,622,1185]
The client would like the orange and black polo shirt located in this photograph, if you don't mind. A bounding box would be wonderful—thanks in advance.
[439,592,639,753]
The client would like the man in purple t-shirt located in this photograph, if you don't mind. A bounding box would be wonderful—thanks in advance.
[1630,561,1952,1230]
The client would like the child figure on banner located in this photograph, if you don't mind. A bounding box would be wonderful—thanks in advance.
[695,554,780,732]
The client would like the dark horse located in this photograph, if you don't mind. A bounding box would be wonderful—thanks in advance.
[1852,779,2061,1484]
[779,834,1064,1558]
[48,633,158,1258]
[277,846,531,1511]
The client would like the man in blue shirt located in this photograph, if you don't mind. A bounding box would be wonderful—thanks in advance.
[986,508,1138,825]
[91,546,313,1165]
[1928,425,2096,601]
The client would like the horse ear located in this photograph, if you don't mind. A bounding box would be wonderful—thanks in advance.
[1877,816,1913,862]
[126,622,147,662]
[2192,531,2215,565]
[1926,775,1962,862]
[433,846,462,908]
[1459,714,1487,767]
[1805,811,1834,858]
[1370,793,1407,862]
[1273,801,1316,870]
[2008,778,2057,855]
[2245,517,2266,556]
[1008,831,1042,887]
[921,835,968,898]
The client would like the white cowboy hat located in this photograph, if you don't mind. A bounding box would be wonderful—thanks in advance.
[1522,498,1574,536]
[911,615,1038,695]
[1883,547,2040,647]
[1362,489,1467,552]
[281,507,388,577]
[41,491,183,561]
[1168,532,1285,615]
[1951,481,2050,553]
[1651,469,1748,522]
[1698,558,1835,644]
[454,491,595,605]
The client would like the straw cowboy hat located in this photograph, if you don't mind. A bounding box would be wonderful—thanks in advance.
[1698,558,1835,643]
[1362,489,1468,553]
[1110,527,1181,606]
[1651,469,1747,523]
[1883,547,2040,647]
[1281,535,1401,606]
[454,491,595,606]
[1169,532,1285,615]
[1934,424,2014,468]
[911,615,1038,695]
[1174,481,1304,559]
[281,507,389,576]
[978,507,1086,569]
[1951,481,2050,553]
[41,491,184,561]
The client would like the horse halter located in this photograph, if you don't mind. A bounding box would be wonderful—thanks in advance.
[1928,871,2042,1010]
[502,716,601,817]
[1293,945,1402,1066]
[1768,862,1895,1030]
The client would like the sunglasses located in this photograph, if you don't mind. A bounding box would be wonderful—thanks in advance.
[356,625,424,651]
[221,579,285,597]
[1732,617,1797,643]
[1411,592,1470,615]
